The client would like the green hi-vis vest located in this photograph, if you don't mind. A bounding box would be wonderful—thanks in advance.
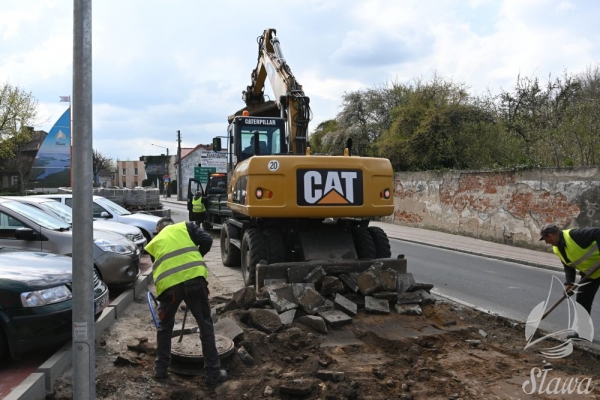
[145,222,208,296]
[192,196,206,213]
[553,229,600,279]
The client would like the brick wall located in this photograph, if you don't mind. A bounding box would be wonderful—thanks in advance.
[385,167,600,249]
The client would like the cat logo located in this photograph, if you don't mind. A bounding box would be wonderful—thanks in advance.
[296,169,363,206]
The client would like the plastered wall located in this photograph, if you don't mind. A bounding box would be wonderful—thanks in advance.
[385,168,600,249]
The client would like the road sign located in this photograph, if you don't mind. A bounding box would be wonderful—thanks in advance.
[163,174,170,183]
[194,167,216,185]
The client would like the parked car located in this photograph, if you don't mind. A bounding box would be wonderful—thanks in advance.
[0,247,109,360]
[36,194,162,242]
[0,198,141,287]
[10,196,147,252]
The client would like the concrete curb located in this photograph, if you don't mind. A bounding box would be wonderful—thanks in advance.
[8,274,151,400]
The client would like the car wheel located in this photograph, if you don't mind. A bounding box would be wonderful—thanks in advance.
[220,222,240,267]
[240,229,267,287]
[352,227,377,259]
[0,327,8,362]
[368,226,391,258]
[140,229,152,243]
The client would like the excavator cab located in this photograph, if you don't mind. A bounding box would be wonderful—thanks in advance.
[231,116,286,164]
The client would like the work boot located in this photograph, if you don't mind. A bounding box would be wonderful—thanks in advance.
[566,332,580,340]
[206,369,228,385]
[153,367,168,380]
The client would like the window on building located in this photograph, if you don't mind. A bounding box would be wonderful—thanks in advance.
[122,168,126,176]
[11,176,18,186]
[134,168,138,176]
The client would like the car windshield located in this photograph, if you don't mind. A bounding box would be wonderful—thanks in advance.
[40,201,73,224]
[94,197,132,216]
[3,201,71,230]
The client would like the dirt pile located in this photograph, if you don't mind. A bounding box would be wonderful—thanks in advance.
[47,274,600,400]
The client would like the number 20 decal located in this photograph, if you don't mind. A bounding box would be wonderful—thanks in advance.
[268,160,279,171]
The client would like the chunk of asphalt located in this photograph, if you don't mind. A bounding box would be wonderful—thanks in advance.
[232,286,257,309]
[407,282,434,293]
[320,276,345,296]
[376,269,398,291]
[237,346,255,366]
[266,284,298,313]
[414,289,436,306]
[304,266,327,286]
[397,272,416,295]
[297,315,328,334]
[297,287,326,314]
[291,283,315,300]
[396,292,422,305]
[339,274,359,293]
[279,309,297,326]
[248,309,283,334]
[319,310,353,327]
[214,317,245,342]
[356,268,382,296]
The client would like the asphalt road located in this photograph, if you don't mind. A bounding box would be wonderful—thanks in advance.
[392,240,600,343]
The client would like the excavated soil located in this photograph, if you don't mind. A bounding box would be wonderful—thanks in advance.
[47,278,600,400]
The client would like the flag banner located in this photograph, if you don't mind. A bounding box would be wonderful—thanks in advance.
[59,96,70,102]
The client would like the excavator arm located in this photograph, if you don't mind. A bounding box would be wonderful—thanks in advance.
[242,28,311,154]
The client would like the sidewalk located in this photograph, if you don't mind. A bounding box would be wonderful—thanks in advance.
[161,197,561,272]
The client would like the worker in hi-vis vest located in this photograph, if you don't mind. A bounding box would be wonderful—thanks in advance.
[191,191,206,226]
[145,217,227,385]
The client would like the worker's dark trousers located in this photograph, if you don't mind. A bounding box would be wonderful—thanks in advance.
[576,277,600,314]
[155,277,220,376]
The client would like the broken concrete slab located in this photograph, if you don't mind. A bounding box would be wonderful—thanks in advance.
[248,309,283,334]
[408,282,434,293]
[334,293,357,317]
[314,299,335,314]
[364,296,390,314]
[415,289,436,306]
[319,310,353,327]
[320,276,345,296]
[395,304,422,316]
[377,269,398,291]
[397,272,416,295]
[372,291,398,304]
[232,286,256,309]
[304,266,326,286]
[356,268,382,295]
[297,287,326,314]
[396,292,422,305]
[214,317,245,342]
[339,274,359,293]
[279,309,297,326]
[237,346,255,366]
[266,285,298,313]
[297,315,328,334]
[291,283,315,300]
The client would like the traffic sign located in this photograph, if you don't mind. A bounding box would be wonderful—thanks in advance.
[194,167,216,185]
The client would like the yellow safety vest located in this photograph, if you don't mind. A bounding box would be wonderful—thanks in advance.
[553,229,600,279]
[145,222,208,296]
[192,196,206,213]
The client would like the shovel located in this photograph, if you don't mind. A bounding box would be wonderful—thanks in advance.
[540,261,600,321]
[178,305,189,343]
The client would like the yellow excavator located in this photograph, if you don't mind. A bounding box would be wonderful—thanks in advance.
[200,28,399,287]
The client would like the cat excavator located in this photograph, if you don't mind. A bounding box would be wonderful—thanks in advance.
[196,28,402,287]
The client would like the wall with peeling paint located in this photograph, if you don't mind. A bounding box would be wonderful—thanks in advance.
[384,168,600,249]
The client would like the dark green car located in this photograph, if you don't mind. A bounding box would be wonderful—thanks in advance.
[0,247,109,360]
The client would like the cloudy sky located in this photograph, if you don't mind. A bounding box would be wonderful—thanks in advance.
[1,0,598,161]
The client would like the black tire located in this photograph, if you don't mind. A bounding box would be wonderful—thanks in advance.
[220,222,241,267]
[352,227,377,259]
[263,228,286,264]
[368,226,391,258]
[241,229,267,286]
[0,327,8,362]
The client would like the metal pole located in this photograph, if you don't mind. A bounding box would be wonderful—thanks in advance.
[72,0,95,398]
[177,130,182,201]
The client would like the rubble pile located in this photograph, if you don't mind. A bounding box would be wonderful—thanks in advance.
[214,263,436,336]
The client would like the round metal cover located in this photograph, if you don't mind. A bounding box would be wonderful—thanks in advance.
[170,334,235,364]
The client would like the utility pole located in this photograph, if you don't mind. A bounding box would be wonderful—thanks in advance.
[72,0,95,398]
[177,130,182,201]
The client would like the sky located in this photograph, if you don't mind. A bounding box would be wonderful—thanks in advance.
[1,0,599,161]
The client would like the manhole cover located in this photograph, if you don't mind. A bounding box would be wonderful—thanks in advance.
[171,334,235,363]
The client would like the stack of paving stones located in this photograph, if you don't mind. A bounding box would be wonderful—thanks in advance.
[213,263,435,339]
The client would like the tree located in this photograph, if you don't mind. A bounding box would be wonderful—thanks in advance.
[93,149,113,186]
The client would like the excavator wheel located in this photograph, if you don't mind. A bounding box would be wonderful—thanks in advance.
[221,221,241,267]
[263,228,286,264]
[368,226,391,258]
[352,227,377,259]
[241,229,267,286]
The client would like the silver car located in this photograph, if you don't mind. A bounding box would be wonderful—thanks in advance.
[0,198,141,288]
[10,196,147,252]
[36,194,162,242]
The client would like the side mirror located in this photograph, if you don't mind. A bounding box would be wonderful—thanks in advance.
[212,137,222,152]
[15,227,40,241]
[100,211,111,218]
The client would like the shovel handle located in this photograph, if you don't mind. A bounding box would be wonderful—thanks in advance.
[178,306,188,343]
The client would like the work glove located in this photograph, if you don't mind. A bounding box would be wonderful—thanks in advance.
[564,283,575,297]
